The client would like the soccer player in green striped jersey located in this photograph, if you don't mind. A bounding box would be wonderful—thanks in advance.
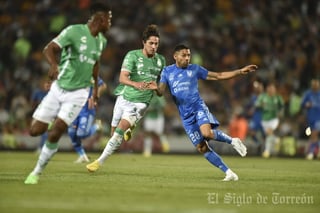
[24,2,112,184]
[255,82,284,158]
[87,25,166,172]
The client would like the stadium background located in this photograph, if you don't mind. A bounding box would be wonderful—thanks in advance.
[0,0,319,156]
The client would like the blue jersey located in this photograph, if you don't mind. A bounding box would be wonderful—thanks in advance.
[246,94,263,131]
[160,64,208,118]
[160,64,219,145]
[301,89,320,130]
[79,77,105,116]
[69,77,105,138]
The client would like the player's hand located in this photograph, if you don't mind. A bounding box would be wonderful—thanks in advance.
[146,81,158,90]
[88,97,95,109]
[136,81,151,90]
[239,65,258,75]
[48,65,59,80]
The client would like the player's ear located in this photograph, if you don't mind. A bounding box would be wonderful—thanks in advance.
[173,52,177,60]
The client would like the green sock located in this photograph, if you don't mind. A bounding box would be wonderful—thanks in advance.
[115,128,125,136]
[45,141,58,149]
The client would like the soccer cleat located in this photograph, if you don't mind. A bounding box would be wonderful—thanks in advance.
[223,170,239,181]
[86,160,100,172]
[231,138,247,157]
[161,140,170,153]
[306,153,314,160]
[123,125,136,141]
[123,128,132,141]
[24,173,39,184]
[143,150,152,158]
[262,150,270,158]
[74,155,90,163]
[95,119,103,133]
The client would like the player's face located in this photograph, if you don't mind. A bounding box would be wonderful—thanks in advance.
[143,36,159,57]
[174,49,191,68]
[267,84,276,95]
[311,79,319,91]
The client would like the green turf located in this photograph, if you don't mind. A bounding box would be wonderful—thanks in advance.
[0,152,319,213]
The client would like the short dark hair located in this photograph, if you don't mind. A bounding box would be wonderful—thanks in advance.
[142,24,160,42]
[90,2,110,15]
[174,44,190,53]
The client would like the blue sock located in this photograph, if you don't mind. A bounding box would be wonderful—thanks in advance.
[204,151,228,172]
[212,129,232,144]
[89,124,98,136]
[71,137,85,156]
[308,142,318,154]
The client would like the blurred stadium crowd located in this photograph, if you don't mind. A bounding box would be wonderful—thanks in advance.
[0,0,319,151]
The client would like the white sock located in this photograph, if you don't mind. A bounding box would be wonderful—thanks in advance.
[98,133,123,163]
[265,135,274,153]
[144,137,152,155]
[32,143,58,175]
[81,153,89,161]
[225,169,233,175]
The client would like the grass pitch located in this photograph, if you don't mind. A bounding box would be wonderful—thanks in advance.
[0,151,319,213]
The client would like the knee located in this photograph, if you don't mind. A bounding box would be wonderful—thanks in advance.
[48,120,68,141]
[201,129,213,140]
[196,142,210,154]
[29,121,47,137]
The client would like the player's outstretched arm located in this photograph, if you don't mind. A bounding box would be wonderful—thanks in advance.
[206,64,258,81]
[148,82,166,96]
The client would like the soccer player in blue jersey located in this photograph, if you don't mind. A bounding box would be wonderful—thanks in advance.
[68,77,106,163]
[301,78,320,160]
[245,81,265,148]
[152,44,257,181]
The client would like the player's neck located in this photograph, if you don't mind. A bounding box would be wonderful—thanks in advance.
[87,22,99,37]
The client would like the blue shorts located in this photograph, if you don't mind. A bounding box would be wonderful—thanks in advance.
[249,119,264,132]
[69,106,96,138]
[308,119,320,131]
[181,103,219,146]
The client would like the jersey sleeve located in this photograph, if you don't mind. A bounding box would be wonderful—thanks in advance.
[121,51,136,73]
[300,91,310,108]
[196,65,208,80]
[159,67,168,84]
[52,25,75,48]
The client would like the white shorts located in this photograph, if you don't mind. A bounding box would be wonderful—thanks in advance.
[261,118,279,132]
[33,81,89,126]
[111,95,148,127]
[143,115,164,135]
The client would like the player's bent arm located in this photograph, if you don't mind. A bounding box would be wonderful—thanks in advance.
[92,62,99,102]
[206,64,258,81]
[43,41,61,80]
[154,82,166,96]
[119,70,144,89]
[43,41,61,67]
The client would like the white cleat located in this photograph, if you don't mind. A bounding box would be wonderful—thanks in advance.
[74,155,90,163]
[223,169,239,181]
[231,138,247,157]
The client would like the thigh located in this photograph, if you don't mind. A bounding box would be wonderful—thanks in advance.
[32,82,61,124]
[197,103,220,128]
[58,88,89,126]
[111,96,124,127]
[183,120,203,147]
[144,116,164,134]
[77,113,95,137]
[122,100,148,125]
